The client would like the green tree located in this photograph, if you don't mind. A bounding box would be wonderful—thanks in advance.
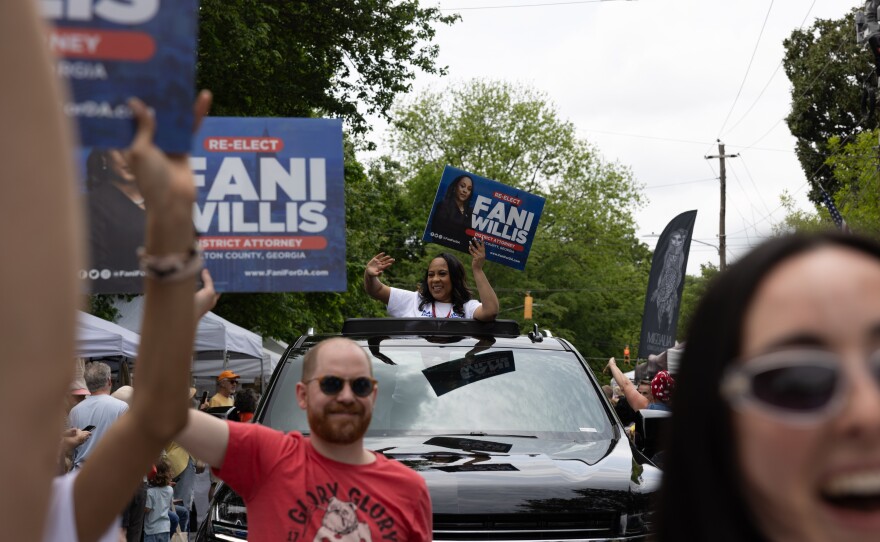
[197,0,458,139]
[783,10,875,202]
[386,80,651,373]
[198,0,459,336]
[210,139,411,341]
[824,130,880,235]
[772,190,824,235]
[91,1,457,337]
[677,263,719,338]
[773,130,880,238]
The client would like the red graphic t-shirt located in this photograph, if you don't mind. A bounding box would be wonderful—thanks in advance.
[214,422,432,542]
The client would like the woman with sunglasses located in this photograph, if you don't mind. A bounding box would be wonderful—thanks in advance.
[658,231,880,542]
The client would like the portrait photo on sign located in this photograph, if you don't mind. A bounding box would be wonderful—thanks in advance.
[423,166,545,271]
[80,146,147,294]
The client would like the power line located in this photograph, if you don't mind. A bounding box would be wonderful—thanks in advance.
[726,180,810,236]
[744,30,853,149]
[727,118,874,238]
[644,177,718,189]
[726,160,762,221]
[716,0,775,138]
[720,0,818,139]
[721,62,784,139]
[726,144,794,153]
[745,118,784,148]
[583,129,713,146]
[737,154,773,216]
[442,0,636,10]
[583,128,798,153]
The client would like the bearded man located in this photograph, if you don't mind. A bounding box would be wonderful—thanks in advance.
[175,337,432,541]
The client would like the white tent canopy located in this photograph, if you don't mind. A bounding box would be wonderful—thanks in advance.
[262,337,288,380]
[112,297,264,379]
[76,311,140,358]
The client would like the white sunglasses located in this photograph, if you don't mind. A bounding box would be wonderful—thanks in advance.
[721,349,880,424]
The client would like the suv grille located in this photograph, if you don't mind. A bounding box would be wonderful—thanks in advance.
[433,512,618,540]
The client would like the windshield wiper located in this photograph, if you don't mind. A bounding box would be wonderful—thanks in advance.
[444,432,538,439]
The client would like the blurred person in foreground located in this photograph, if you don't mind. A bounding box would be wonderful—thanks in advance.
[0,5,218,541]
[659,232,880,542]
[43,94,216,542]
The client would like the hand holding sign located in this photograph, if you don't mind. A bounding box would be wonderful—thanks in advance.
[469,238,487,271]
[127,90,211,217]
[195,269,220,320]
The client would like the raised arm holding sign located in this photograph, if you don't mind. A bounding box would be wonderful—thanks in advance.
[364,239,498,321]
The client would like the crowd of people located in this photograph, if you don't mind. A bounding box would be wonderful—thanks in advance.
[7,3,880,542]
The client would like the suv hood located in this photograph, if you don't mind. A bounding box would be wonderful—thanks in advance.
[366,434,660,516]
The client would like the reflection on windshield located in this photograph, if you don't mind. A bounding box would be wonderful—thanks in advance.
[263,347,612,440]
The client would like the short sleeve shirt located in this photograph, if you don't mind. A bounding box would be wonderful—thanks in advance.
[208,393,234,408]
[144,485,173,535]
[386,287,481,319]
[214,422,432,542]
[68,394,129,468]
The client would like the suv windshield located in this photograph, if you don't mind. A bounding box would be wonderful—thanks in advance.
[262,342,613,440]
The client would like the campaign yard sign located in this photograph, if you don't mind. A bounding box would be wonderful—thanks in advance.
[192,118,346,292]
[423,166,545,271]
[41,0,198,152]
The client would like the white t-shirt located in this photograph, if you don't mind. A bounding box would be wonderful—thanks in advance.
[43,471,121,542]
[387,287,481,318]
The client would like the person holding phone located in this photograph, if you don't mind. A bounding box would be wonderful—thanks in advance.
[364,238,499,320]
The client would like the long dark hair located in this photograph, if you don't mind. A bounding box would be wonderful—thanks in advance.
[442,175,474,209]
[85,149,114,190]
[150,456,172,488]
[235,388,258,414]
[417,253,473,316]
[658,231,880,542]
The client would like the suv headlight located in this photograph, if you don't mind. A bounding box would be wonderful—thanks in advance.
[620,508,655,536]
[207,489,248,541]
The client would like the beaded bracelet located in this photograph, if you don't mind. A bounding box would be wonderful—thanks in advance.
[137,243,203,282]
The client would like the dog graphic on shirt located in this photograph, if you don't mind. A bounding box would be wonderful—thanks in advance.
[313,497,372,542]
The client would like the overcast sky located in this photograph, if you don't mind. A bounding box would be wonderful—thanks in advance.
[361,0,859,274]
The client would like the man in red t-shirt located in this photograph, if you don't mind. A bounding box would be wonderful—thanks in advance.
[176,337,432,541]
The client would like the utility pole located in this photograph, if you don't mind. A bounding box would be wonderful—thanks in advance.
[705,140,738,270]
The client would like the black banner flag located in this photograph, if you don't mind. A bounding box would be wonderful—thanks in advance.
[638,210,697,358]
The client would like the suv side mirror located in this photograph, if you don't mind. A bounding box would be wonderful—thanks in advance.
[634,409,671,468]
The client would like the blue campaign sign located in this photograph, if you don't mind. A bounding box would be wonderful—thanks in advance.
[423,166,545,271]
[192,118,347,292]
[41,0,198,152]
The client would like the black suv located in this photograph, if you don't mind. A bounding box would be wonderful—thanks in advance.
[198,318,662,541]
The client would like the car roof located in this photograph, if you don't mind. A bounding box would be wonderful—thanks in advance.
[293,318,569,352]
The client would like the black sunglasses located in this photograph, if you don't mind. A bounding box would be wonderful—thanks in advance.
[304,375,376,398]
[721,349,880,424]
